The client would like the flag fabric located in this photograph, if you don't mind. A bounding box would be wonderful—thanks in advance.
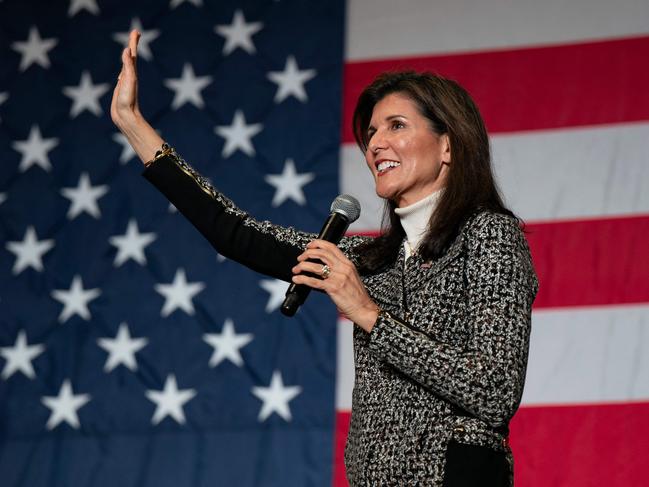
[2,1,649,486]
[0,1,345,486]
[334,1,649,486]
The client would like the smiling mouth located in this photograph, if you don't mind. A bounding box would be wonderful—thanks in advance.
[376,160,401,175]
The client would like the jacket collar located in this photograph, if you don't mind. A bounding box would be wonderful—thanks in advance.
[403,224,467,293]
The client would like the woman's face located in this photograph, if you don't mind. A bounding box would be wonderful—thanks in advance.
[365,92,450,207]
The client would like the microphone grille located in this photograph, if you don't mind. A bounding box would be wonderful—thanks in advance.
[330,194,361,223]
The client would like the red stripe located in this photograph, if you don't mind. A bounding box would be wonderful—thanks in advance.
[526,215,649,309]
[341,35,649,143]
[348,214,649,309]
[510,402,649,486]
[334,402,649,486]
[334,411,351,487]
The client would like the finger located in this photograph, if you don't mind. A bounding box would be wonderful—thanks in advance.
[110,82,119,113]
[291,274,327,290]
[306,240,348,260]
[116,61,124,82]
[296,248,337,266]
[298,248,347,271]
[307,239,341,252]
[128,30,140,59]
[292,260,332,276]
[297,247,337,260]
[120,46,138,87]
[121,47,133,74]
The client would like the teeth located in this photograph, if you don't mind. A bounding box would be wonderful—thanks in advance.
[377,161,400,173]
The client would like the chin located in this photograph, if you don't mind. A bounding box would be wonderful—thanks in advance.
[374,185,390,199]
[375,186,399,203]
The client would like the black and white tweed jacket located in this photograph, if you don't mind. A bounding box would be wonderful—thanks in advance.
[144,151,538,486]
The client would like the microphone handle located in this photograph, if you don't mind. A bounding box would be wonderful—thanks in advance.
[280,212,351,316]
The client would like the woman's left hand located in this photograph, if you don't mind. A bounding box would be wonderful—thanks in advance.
[292,240,379,332]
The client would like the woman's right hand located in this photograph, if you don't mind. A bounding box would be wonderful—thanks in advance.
[111,30,141,131]
[110,29,163,164]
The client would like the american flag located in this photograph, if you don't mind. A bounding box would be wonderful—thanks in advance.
[1,1,343,485]
[335,1,649,486]
[2,1,649,486]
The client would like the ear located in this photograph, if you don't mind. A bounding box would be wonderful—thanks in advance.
[440,133,451,164]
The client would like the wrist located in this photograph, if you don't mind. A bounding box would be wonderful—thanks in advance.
[115,110,145,133]
[355,302,380,333]
[117,115,164,164]
[144,142,173,168]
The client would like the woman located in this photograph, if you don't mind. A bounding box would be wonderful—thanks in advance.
[112,31,538,486]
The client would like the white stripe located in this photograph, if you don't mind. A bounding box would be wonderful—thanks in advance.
[523,305,649,405]
[340,123,649,230]
[336,319,355,410]
[339,145,385,232]
[346,0,649,60]
[336,305,649,409]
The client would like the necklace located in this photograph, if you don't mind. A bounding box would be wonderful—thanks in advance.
[405,240,418,257]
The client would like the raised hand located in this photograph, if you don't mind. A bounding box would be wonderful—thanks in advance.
[110,30,163,164]
[111,30,141,130]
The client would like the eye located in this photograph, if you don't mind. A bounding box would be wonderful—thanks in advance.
[390,120,405,130]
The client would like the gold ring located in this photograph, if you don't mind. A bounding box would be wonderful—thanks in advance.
[321,264,331,279]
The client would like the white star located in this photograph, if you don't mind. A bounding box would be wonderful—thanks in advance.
[113,18,160,62]
[164,63,213,110]
[154,268,205,317]
[112,132,137,164]
[203,318,253,368]
[5,226,55,275]
[1,330,45,379]
[51,275,101,323]
[108,219,157,267]
[259,279,287,313]
[146,374,196,425]
[41,379,91,430]
[11,26,58,71]
[0,91,8,122]
[267,56,316,103]
[62,71,110,118]
[68,0,100,17]
[214,110,263,158]
[264,158,315,207]
[60,172,109,219]
[251,370,302,422]
[215,9,263,56]
[97,322,148,372]
[12,125,59,172]
[170,0,202,9]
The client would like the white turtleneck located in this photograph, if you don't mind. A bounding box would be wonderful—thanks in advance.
[394,190,442,260]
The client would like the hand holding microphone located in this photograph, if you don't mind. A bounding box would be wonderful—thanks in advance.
[281,194,361,317]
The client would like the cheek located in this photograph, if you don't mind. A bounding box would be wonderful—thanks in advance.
[364,158,376,177]
[365,161,379,182]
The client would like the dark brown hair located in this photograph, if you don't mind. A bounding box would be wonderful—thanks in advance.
[353,71,515,273]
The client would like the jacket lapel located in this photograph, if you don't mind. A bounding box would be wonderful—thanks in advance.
[365,245,405,308]
[404,231,466,293]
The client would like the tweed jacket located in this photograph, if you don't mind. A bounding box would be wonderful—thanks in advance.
[143,150,539,486]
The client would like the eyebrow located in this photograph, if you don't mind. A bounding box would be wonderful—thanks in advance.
[368,114,407,127]
[366,114,408,132]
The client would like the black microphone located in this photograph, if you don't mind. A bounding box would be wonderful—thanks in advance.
[280,194,361,317]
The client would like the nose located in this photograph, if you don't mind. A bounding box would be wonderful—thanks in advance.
[367,132,386,154]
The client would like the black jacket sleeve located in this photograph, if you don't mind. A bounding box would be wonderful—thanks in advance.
[142,150,366,282]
